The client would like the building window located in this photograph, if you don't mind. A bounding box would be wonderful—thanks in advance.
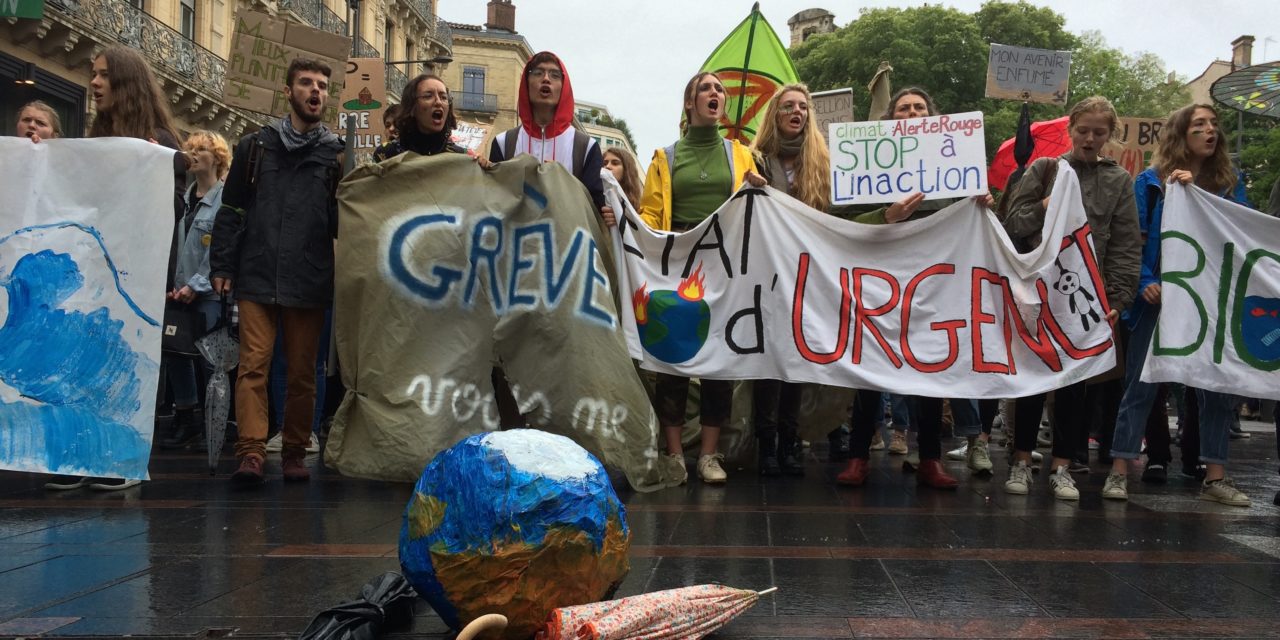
[127,0,144,9]
[463,66,485,95]
[406,40,415,74]
[384,21,394,61]
[180,0,195,39]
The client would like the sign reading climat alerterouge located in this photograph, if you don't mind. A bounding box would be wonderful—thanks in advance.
[828,112,989,205]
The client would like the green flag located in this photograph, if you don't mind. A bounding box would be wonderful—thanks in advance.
[699,2,799,144]
[0,0,43,18]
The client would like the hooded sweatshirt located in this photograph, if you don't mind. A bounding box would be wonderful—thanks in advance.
[489,52,606,209]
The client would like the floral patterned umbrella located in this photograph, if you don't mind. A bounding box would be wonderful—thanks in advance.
[536,585,776,640]
[1211,62,1280,119]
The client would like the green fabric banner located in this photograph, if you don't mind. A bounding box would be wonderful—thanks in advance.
[326,153,678,492]
[0,0,43,18]
[700,3,800,144]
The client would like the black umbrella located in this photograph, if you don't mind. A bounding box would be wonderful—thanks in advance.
[298,572,418,640]
[1211,61,1280,119]
[1008,101,1036,188]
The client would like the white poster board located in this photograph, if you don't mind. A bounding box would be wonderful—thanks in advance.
[828,112,988,205]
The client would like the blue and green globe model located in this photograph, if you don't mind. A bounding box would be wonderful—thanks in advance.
[398,430,630,640]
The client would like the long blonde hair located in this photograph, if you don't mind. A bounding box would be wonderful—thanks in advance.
[752,83,831,211]
[1152,103,1237,194]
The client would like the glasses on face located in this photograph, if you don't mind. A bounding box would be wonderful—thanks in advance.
[418,91,450,103]
[528,68,563,81]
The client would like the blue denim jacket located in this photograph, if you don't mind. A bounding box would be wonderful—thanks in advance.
[175,181,223,300]
[1125,167,1248,328]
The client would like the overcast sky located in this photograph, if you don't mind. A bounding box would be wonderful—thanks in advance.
[444,1,1275,162]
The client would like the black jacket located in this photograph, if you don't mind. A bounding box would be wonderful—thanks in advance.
[209,123,344,308]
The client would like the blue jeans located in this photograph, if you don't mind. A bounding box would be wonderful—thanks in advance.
[1112,306,1234,465]
[951,398,982,438]
[889,394,911,430]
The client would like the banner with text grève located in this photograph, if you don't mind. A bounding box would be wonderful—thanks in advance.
[616,159,1117,399]
[1140,184,1280,399]
[828,112,989,206]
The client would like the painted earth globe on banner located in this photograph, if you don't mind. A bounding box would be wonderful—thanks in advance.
[399,429,630,639]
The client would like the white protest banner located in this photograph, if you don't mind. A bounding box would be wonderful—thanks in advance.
[985,43,1071,105]
[0,138,173,480]
[812,88,855,141]
[828,112,988,206]
[616,160,1116,398]
[339,57,387,157]
[1141,184,1280,398]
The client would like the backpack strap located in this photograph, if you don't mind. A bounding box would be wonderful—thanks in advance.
[502,126,520,161]
[572,129,589,178]
[664,144,677,176]
[723,138,735,179]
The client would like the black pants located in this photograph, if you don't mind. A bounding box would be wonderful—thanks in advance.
[1014,381,1087,461]
[978,398,999,435]
[849,391,942,460]
[1088,378,1123,459]
[753,379,800,458]
[654,374,732,427]
[1143,384,1173,466]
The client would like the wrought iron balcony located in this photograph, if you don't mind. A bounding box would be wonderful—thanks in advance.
[409,0,434,34]
[457,91,497,114]
[278,0,347,36]
[355,36,379,59]
[45,0,225,97]
[434,17,451,53]
[385,62,409,97]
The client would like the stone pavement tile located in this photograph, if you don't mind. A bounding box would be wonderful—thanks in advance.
[0,554,150,619]
[842,617,1280,638]
[713,615,853,638]
[645,557,773,615]
[760,477,842,508]
[178,557,401,618]
[1099,562,1280,618]
[856,515,961,549]
[1208,562,1280,598]
[0,543,57,572]
[669,511,770,547]
[32,558,243,619]
[989,561,1181,618]
[625,509,682,546]
[0,508,103,541]
[48,615,312,636]
[772,558,909,618]
[880,559,1046,618]
[613,556,658,598]
[768,512,867,547]
[0,617,79,635]
[1220,534,1280,561]
[1,509,158,545]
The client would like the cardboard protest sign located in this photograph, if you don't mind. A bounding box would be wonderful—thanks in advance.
[1141,184,1280,398]
[450,120,492,154]
[812,88,855,141]
[828,112,988,205]
[328,154,677,492]
[338,58,386,157]
[224,9,351,122]
[617,160,1117,398]
[986,43,1071,105]
[1104,117,1165,177]
[0,138,174,480]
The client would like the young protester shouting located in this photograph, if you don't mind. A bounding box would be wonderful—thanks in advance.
[1001,95,1142,501]
[739,83,830,477]
[1103,103,1253,506]
[44,45,187,491]
[378,74,468,159]
[16,100,61,142]
[637,71,758,485]
[210,58,344,486]
[833,87,993,490]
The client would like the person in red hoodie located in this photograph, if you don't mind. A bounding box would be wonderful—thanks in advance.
[489,51,608,220]
[487,52,612,428]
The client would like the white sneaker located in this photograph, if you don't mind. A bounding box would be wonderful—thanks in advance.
[265,432,283,453]
[1200,477,1250,507]
[946,443,968,460]
[89,478,142,491]
[967,442,993,473]
[697,453,727,484]
[869,430,886,451]
[1102,473,1128,500]
[663,452,688,485]
[43,476,90,491]
[1005,461,1032,495]
[1049,465,1079,501]
[306,432,321,454]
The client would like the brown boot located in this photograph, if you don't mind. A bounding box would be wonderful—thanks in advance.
[836,458,869,486]
[232,454,265,486]
[282,457,311,482]
[917,459,959,489]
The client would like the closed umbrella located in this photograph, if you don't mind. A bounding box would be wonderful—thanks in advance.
[298,572,418,640]
[195,296,237,475]
[988,116,1071,191]
[536,584,776,640]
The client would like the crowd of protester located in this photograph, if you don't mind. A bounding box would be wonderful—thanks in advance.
[12,46,1279,508]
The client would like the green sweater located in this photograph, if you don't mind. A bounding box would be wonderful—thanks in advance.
[671,125,731,226]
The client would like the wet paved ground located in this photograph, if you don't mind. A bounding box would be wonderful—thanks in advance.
[1,421,1277,639]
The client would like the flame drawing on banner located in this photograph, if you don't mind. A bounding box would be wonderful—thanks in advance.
[633,283,650,325]
[678,263,707,302]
